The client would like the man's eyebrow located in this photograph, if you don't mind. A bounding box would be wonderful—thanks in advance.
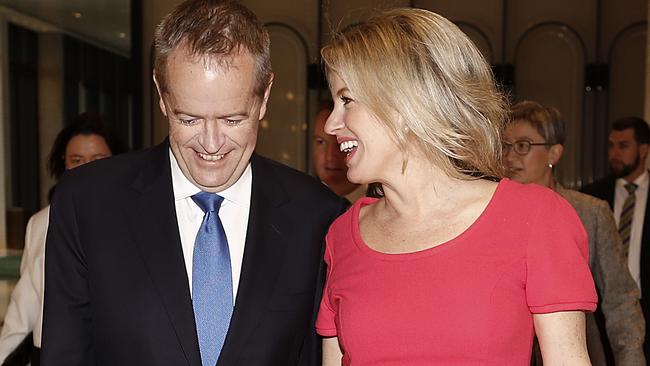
[172,109,250,119]
[172,108,200,117]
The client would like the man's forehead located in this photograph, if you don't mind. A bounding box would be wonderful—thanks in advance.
[166,44,253,74]
[610,128,636,142]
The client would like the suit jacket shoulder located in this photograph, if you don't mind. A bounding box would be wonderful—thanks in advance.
[559,188,611,220]
[581,176,616,208]
[250,154,345,209]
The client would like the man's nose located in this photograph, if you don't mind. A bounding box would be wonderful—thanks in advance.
[201,120,224,153]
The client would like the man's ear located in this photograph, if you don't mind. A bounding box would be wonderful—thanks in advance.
[549,144,564,166]
[258,73,274,121]
[639,143,649,162]
[153,71,168,117]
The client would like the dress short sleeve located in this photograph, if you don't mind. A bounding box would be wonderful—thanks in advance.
[316,236,337,337]
[526,192,598,313]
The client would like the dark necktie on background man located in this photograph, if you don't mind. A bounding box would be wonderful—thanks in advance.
[192,192,233,366]
[619,183,638,258]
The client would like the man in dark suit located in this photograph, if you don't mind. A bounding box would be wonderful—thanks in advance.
[582,116,650,359]
[40,1,346,365]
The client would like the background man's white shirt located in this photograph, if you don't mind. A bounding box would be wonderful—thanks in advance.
[613,170,649,293]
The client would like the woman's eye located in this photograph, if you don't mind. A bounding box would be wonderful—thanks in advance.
[340,96,353,105]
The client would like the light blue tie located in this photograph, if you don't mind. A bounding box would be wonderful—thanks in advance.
[191,192,233,366]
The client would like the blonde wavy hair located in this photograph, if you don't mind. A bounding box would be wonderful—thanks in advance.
[321,8,507,179]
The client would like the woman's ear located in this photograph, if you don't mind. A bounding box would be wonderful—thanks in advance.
[548,144,564,166]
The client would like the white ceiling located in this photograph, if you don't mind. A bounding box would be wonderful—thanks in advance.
[0,0,130,55]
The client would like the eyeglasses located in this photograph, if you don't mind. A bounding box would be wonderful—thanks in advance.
[503,140,550,155]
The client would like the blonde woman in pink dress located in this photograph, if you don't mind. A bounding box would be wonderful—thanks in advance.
[316,8,597,366]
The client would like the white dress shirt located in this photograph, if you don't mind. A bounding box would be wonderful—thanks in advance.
[613,170,649,293]
[169,150,251,300]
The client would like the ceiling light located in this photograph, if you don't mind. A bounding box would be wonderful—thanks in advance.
[72,11,82,19]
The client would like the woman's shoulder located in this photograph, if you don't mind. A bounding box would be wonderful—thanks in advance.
[499,178,566,204]
[493,179,577,220]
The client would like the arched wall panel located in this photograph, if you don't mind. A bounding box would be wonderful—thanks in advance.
[515,24,586,188]
[608,23,647,122]
[256,23,309,171]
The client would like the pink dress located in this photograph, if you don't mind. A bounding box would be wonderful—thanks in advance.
[316,179,597,365]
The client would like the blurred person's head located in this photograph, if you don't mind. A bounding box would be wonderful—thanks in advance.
[312,100,359,196]
[47,112,119,181]
[321,8,507,185]
[153,0,273,193]
[608,117,649,182]
[503,101,564,188]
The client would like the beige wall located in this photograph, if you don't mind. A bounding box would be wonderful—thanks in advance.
[141,0,181,147]
[37,33,64,206]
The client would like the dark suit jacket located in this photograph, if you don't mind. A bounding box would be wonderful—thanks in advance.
[582,175,650,360]
[41,141,347,366]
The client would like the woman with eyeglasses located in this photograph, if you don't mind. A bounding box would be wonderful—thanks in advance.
[504,100,645,366]
[316,8,597,365]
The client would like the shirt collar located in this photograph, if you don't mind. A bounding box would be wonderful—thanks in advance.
[169,148,252,206]
[616,170,649,189]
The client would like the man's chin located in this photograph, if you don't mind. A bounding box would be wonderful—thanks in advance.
[610,165,634,179]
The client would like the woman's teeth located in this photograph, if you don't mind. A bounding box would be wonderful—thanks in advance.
[339,140,358,154]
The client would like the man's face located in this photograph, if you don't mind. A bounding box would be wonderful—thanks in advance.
[608,128,644,179]
[155,48,271,192]
[312,108,350,187]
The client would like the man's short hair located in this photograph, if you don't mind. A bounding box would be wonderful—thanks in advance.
[612,117,650,145]
[154,0,271,96]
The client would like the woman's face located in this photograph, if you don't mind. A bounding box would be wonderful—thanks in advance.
[324,73,402,184]
[503,120,555,187]
[64,133,112,170]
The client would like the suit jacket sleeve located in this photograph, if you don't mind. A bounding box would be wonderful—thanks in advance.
[41,180,96,365]
[297,198,349,366]
[592,199,646,365]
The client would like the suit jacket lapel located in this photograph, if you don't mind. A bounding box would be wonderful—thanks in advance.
[218,155,290,365]
[125,141,201,366]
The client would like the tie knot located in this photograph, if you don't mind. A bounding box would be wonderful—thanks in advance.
[191,192,224,213]
[625,183,638,194]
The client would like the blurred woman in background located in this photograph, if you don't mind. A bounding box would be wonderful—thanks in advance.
[0,112,121,366]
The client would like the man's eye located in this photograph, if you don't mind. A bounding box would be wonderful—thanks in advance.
[179,118,199,126]
[225,119,242,126]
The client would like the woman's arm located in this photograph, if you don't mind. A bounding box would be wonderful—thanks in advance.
[322,337,342,366]
[534,311,591,366]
